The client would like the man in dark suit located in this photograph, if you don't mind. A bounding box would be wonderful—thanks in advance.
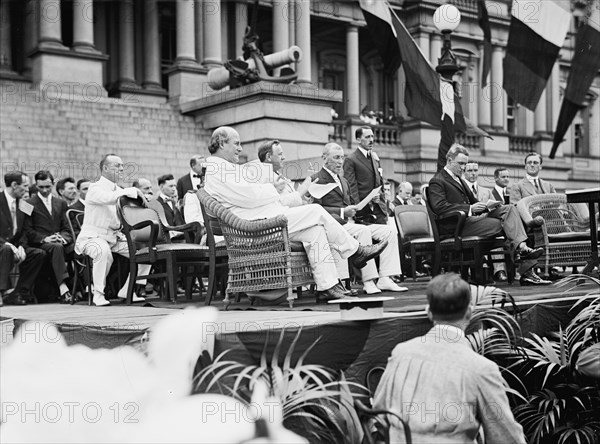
[176,155,205,198]
[428,144,550,286]
[392,181,414,207]
[156,174,185,227]
[56,177,78,207]
[343,126,388,225]
[1,171,45,305]
[492,168,511,205]
[26,170,74,302]
[312,143,407,294]
[510,152,556,203]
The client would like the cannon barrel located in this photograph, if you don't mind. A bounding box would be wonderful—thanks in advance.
[207,46,303,90]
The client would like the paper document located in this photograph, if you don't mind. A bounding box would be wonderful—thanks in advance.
[486,199,502,210]
[356,187,382,211]
[308,182,340,199]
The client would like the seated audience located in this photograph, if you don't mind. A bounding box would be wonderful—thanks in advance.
[1,172,45,305]
[428,144,550,286]
[464,161,492,202]
[203,126,388,302]
[374,273,526,443]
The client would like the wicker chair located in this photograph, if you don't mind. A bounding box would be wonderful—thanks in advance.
[66,209,93,305]
[516,193,598,275]
[197,189,314,308]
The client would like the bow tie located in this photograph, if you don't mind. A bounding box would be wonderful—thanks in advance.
[193,174,202,178]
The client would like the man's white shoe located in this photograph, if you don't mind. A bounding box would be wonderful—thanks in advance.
[363,280,382,294]
[93,294,111,307]
[117,294,146,303]
[377,277,408,292]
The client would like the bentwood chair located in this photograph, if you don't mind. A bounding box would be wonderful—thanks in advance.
[66,209,93,305]
[116,196,207,304]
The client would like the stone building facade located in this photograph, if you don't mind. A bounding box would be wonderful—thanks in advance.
[1,0,598,191]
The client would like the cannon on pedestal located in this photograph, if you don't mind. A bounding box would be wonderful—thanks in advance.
[207,25,302,91]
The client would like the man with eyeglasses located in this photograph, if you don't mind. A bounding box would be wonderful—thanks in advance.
[510,152,556,203]
[428,144,550,286]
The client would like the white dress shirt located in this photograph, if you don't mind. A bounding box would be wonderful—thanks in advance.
[4,190,17,235]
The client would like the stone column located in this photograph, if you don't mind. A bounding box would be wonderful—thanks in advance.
[0,1,14,73]
[346,25,360,117]
[38,0,65,49]
[118,0,138,87]
[234,1,248,59]
[294,0,311,84]
[416,32,430,62]
[429,34,442,66]
[273,0,289,75]
[477,43,491,128]
[534,89,547,134]
[288,0,295,47]
[23,0,39,76]
[549,62,561,130]
[490,45,504,130]
[143,0,162,90]
[195,0,204,63]
[176,0,197,65]
[73,0,96,52]
[202,0,222,67]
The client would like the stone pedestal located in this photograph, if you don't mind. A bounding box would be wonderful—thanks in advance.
[31,47,108,97]
[180,81,342,171]
[165,64,210,104]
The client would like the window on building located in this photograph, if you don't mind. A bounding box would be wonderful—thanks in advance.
[323,70,345,118]
[507,97,517,134]
[574,123,584,155]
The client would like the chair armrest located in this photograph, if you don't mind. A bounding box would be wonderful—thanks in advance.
[220,213,289,234]
[436,210,467,249]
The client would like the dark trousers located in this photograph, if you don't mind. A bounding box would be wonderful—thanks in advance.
[39,242,69,286]
[0,244,46,295]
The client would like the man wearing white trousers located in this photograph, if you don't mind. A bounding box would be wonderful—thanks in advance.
[75,154,150,306]
[312,143,407,294]
[203,127,388,302]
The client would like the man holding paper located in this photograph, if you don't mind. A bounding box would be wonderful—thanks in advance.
[343,126,388,225]
[203,127,389,302]
[311,143,407,294]
[428,144,550,286]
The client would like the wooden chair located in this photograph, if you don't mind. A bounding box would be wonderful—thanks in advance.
[66,209,93,305]
[516,193,598,275]
[393,205,434,280]
[197,189,314,308]
[424,188,514,284]
[116,196,208,304]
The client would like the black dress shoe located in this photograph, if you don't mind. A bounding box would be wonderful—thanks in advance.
[520,270,551,286]
[316,283,353,304]
[3,292,27,305]
[494,270,508,282]
[518,246,544,261]
[60,291,73,304]
[350,240,389,269]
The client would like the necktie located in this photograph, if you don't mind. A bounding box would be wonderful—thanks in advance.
[366,151,371,160]
[44,196,52,215]
[10,200,17,235]
[472,184,477,195]
[534,179,539,191]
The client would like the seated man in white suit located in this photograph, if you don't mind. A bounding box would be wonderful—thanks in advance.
[203,127,388,302]
[374,273,525,443]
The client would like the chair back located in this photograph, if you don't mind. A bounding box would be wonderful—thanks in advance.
[197,189,225,248]
[117,196,167,252]
[394,205,432,241]
[518,193,590,234]
[423,186,444,242]
[66,209,83,242]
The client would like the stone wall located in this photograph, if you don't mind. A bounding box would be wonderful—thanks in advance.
[0,81,211,192]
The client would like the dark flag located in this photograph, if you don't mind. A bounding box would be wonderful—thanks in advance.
[550,21,600,158]
[503,0,571,110]
[477,0,492,86]
[358,0,401,74]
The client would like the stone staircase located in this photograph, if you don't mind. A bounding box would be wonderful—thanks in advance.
[0,80,210,185]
